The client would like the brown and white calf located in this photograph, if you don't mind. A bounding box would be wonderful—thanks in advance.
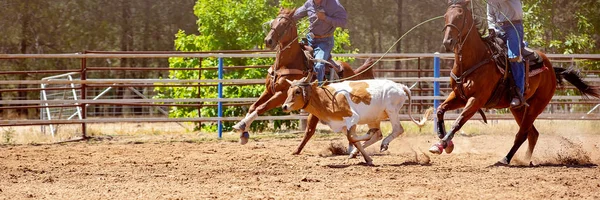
[282,77,432,165]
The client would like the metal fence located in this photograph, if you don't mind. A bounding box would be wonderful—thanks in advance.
[1,51,599,138]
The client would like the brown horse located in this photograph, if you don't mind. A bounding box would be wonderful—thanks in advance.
[233,8,374,152]
[429,0,600,166]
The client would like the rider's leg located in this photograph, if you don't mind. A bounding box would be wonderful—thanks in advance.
[502,23,527,107]
[308,34,334,84]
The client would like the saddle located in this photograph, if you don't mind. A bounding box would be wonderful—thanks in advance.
[485,36,545,71]
[481,35,548,108]
[300,38,343,81]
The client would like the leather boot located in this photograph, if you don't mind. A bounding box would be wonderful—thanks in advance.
[510,89,529,108]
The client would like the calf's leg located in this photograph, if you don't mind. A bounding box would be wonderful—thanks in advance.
[344,125,373,165]
[350,124,382,158]
[381,109,404,152]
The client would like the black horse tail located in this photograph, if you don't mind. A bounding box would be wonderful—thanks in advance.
[554,67,600,99]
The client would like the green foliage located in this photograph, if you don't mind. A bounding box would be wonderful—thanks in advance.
[159,0,356,132]
[2,128,15,144]
[522,0,596,54]
[521,0,599,98]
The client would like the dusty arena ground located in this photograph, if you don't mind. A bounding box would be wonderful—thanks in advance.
[1,121,600,199]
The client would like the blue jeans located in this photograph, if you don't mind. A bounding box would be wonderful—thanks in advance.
[499,23,525,95]
[307,34,334,83]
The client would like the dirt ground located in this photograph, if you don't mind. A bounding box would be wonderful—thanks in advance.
[1,130,600,199]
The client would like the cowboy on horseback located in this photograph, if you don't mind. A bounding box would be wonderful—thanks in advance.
[487,0,528,108]
[293,0,347,85]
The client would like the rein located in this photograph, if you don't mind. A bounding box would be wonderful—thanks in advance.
[445,2,488,100]
[268,15,312,93]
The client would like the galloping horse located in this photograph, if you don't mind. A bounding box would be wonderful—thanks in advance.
[233,8,374,152]
[430,0,600,165]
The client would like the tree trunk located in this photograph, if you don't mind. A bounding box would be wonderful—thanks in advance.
[394,0,403,77]
[17,0,32,117]
[117,0,133,116]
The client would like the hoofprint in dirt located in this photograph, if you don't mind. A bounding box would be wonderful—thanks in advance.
[1,133,599,199]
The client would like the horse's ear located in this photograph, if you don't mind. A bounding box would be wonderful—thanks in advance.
[447,0,466,5]
[291,8,297,16]
[286,79,293,85]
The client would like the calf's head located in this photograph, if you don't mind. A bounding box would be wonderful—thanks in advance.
[282,76,314,112]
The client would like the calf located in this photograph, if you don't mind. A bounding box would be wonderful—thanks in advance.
[282,76,432,165]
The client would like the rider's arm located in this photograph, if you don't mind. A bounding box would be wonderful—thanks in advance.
[324,1,347,28]
[486,3,497,30]
[293,2,309,22]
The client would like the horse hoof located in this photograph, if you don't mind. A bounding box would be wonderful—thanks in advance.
[380,144,389,152]
[428,143,443,155]
[232,122,246,133]
[444,140,454,154]
[492,157,509,166]
[239,132,250,145]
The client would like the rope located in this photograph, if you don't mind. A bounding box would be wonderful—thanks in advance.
[319,15,445,86]
[277,18,315,52]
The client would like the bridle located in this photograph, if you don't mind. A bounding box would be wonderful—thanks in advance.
[444,2,493,100]
[443,3,473,55]
[267,13,312,94]
[270,15,294,52]
[291,82,312,109]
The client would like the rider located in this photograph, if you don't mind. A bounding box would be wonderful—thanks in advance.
[487,0,528,108]
[293,0,347,84]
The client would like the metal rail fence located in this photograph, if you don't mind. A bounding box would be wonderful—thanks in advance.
[0,51,599,138]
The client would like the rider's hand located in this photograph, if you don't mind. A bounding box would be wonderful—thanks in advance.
[316,10,326,20]
[488,29,496,37]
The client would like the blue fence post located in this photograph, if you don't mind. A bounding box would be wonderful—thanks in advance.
[218,57,224,139]
[433,52,441,133]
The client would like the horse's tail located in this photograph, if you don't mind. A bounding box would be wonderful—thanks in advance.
[401,85,433,128]
[353,58,376,79]
[554,67,600,99]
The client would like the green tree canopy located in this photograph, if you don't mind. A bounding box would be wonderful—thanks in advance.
[159,0,356,132]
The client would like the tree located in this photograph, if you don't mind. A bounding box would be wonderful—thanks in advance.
[159,0,356,132]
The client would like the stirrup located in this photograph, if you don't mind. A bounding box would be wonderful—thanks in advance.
[510,97,529,108]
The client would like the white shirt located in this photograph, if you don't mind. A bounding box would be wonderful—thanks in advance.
[487,0,523,29]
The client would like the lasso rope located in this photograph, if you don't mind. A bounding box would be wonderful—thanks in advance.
[320,15,445,86]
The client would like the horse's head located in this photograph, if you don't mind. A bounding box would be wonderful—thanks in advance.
[282,73,314,112]
[265,8,298,50]
[442,0,475,52]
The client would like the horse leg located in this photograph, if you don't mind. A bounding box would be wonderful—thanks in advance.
[233,90,272,133]
[429,93,466,154]
[292,113,319,155]
[344,125,373,165]
[350,123,382,158]
[525,126,540,166]
[498,96,548,165]
[496,107,532,165]
[238,91,287,144]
